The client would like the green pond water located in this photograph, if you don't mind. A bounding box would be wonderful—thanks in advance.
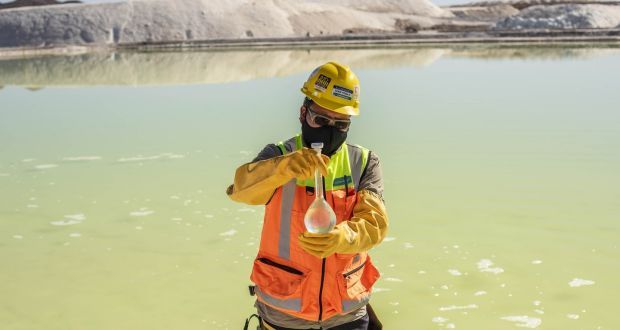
[1,45,619,330]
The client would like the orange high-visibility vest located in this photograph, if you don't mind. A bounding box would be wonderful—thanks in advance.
[250,134,380,322]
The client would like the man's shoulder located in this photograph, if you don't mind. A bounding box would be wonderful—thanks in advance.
[251,136,298,163]
[345,143,380,161]
[251,143,280,163]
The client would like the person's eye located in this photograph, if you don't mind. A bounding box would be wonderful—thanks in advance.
[314,116,330,126]
[335,121,350,130]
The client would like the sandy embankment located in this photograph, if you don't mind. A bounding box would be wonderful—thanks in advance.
[0,0,450,49]
[0,0,619,52]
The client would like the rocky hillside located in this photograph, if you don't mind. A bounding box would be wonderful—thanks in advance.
[0,0,447,48]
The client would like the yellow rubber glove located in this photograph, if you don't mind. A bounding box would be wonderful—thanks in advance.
[298,190,388,258]
[227,148,330,205]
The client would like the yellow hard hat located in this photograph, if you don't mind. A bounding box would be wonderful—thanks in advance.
[301,61,360,116]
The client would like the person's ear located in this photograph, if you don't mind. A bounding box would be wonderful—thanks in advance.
[299,106,306,124]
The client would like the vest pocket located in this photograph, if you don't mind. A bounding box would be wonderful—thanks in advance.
[251,257,308,298]
[336,256,380,312]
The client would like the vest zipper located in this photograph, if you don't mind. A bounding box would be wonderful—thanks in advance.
[318,258,326,321]
[343,260,367,278]
[257,258,303,275]
[318,176,327,322]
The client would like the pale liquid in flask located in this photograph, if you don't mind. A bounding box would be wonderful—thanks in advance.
[304,143,336,234]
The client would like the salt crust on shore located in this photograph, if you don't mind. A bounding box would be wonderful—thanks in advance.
[0,0,448,48]
[495,4,620,29]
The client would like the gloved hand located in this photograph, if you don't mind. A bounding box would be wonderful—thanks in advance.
[277,147,330,181]
[298,190,388,258]
[227,148,330,205]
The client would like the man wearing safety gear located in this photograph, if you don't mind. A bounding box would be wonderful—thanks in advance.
[227,61,388,330]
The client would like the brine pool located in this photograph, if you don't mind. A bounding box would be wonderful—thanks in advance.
[1,45,619,329]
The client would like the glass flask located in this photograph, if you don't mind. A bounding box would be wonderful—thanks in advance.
[304,142,336,234]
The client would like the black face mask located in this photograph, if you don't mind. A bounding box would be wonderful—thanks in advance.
[301,119,348,156]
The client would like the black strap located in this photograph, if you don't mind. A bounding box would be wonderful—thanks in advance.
[243,313,261,330]
[367,304,383,330]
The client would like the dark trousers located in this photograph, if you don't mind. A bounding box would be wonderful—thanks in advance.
[263,313,369,330]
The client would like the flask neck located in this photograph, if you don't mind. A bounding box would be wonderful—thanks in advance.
[314,169,324,200]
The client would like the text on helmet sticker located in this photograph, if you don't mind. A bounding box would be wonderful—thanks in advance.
[332,85,353,101]
[315,74,331,92]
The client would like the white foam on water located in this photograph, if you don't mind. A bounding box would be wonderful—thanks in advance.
[389,302,399,306]
[219,229,238,237]
[135,226,143,230]
[446,324,456,329]
[22,158,36,162]
[440,285,449,290]
[418,270,427,274]
[384,277,403,282]
[567,314,579,320]
[531,260,543,265]
[65,213,86,221]
[170,195,180,200]
[569,278,595,287]
[500,316,542,328]
[118,153,185,163]
[439,304,478,312]
[388,264,395,268]
[432,316,448,323]
[183,200,193,206]
[533,300,541,306]
[171,217,183,221]
[383,237,396,242]
[448,269,462,276]
[50,220,82,226]
[238,208,256,213]
[26,204,39,208]
[13,235,23,239]
[69,233,81,238]
[474,291,487,296]
[50,213,86,226]
[0,173,10,177]
[130,208,154,217]
[62,156,102,161]
[372,287,391,293]
[534,309,544,315]
[34,164,58,170]
[477,259,504,274]
[404,242,414,249]
[240,150,251,155]
[204,214,214,218]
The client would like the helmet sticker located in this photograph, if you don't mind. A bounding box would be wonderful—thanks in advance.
[353,86,360,101]
[314,74,331,92]
[332,85,353,101]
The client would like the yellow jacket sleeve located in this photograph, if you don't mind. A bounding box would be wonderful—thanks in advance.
[337,189,389,253]
[226,148,329,205]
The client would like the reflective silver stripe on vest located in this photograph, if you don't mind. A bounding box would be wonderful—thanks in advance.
[347,144,363,192]
[278,179,296,260]
[256,286,302,312]
[342,294,371,313]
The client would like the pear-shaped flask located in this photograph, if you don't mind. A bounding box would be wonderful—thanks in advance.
[304,143,336,234]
